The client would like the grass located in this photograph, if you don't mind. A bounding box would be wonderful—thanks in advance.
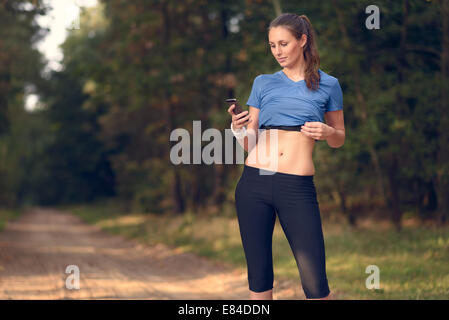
[58,198,449,300]
[0,208,21,231]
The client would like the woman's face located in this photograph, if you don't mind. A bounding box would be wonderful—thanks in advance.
[268,26,307,67]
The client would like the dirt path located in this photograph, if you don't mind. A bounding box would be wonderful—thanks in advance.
[0,207,303,299]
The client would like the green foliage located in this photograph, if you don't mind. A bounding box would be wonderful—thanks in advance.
[0,0,48,207]
[1,0,448,226]
[0,208,20,231]
[33,68,115,205]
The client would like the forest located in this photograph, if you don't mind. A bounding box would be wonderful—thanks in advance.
[1,0,448,231]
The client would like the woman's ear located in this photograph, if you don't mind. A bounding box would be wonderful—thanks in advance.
[300,34,307,48]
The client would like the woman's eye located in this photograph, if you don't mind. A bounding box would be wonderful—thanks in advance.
[281,43,287,46]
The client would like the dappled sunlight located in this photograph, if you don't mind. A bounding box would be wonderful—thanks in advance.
[2,272,249,299]
[97,214,148,228]
[422,236,449,250]
[3,222,100,234]
[0,208,256,299]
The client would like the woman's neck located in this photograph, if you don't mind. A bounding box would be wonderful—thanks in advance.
[283,66,306,80]
[283,60,306,79]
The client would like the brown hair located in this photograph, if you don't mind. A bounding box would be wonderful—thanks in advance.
[268,13,321,90]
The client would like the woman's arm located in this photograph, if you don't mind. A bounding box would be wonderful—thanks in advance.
[300,110,345,147]
[324,110,345,148]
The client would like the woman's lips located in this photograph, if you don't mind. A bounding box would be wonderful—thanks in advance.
[278,58,287,62]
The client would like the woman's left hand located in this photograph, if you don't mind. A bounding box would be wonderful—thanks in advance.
[300,122,335,140]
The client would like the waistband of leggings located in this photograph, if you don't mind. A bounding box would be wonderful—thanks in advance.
[243,164,314,180]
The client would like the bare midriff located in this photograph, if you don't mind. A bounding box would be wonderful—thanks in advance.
[245,129,316,176]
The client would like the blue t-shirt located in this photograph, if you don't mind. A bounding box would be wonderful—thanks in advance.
[246,68,343,128]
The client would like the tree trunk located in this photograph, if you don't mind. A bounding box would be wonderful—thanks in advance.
[338,189,356,226]
[435,0,449,224]
[162,0,185,214]
[385,0,411,231]
[388,156,402,231]
[209,3,231,208]
[272,0,282,17]
[172,168,185,213]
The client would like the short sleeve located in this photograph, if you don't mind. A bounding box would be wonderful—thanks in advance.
[246,75,262,109]
[325,79,343,112]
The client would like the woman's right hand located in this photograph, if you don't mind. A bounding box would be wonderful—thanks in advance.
[227,104,252,130]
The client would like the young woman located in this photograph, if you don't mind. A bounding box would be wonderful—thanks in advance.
[227,13,345,300]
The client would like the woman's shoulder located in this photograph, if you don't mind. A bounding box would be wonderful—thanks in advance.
[318,68,339,85]
[252,71,284,86]
[253,71,281,81]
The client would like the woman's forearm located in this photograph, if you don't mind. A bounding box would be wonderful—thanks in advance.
[236,129,258,153]
[326,127,345,148]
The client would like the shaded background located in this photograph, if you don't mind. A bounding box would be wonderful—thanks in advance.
[1,0,448,230]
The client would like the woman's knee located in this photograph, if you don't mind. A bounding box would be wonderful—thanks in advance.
[306,291,331,300]
[303,281,330,300]
[248,277,274,294]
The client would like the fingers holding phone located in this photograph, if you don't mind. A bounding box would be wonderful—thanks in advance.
[226,98,251,130]
[227,104,237,116]
[233,110,251,129]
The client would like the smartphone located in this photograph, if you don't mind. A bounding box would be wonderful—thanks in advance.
[226,98,244,115]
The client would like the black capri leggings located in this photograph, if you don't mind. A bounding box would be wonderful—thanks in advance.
[234,164,330,299]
